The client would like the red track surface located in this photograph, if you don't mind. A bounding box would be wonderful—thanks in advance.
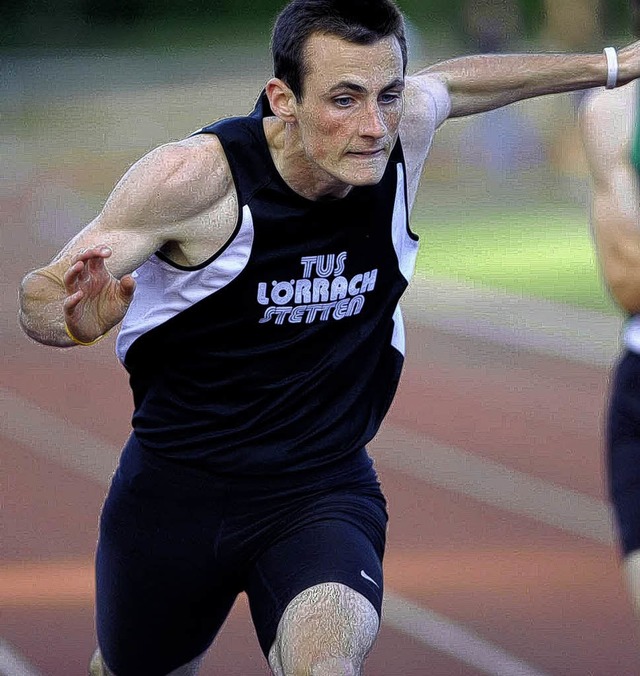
[2,210,638,675]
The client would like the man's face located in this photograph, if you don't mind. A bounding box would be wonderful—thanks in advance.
[292,32,405,189]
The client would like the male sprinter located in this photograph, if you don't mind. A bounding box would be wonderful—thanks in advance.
[581,0,640,645]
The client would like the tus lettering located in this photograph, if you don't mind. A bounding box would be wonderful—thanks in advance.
[257,252,378,325]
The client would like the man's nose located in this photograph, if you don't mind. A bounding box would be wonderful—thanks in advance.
[359,104,387,138]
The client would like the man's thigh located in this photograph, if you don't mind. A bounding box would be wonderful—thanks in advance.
[95,444,238,675]
[245,491,387,661]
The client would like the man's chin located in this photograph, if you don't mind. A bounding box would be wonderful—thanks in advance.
[351,175,384,186]
[340,166,387,187]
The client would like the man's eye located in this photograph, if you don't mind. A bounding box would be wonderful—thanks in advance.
[334,97,353,107]
[380,93,400,104]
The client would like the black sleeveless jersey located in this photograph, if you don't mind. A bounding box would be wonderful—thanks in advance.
[116,92,419,475]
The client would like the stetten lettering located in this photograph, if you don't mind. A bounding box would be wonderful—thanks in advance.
[258,296,367,324]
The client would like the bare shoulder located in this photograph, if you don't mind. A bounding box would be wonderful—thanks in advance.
[399,75,451,163]
[116,134,233,219]
[402,74,451,130]
[398,75,451,209]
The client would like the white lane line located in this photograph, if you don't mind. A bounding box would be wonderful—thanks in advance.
[0,387,590,675]
[372,424,615,546]
[0,639,44,676]
[0,387,120,485]
[402,278,621,368]
[383,592,550,676]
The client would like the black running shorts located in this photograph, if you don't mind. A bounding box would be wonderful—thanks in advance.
[607,350,640,556]
[96,434,388,675]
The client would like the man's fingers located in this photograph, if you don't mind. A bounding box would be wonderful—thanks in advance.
[71,245,112,265]
[120,274,137,299]
[65,249,112,289]
[86,255,108,276]
[63,289,84,312]
[63,260,84,288]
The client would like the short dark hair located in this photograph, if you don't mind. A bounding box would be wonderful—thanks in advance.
[271,0,408,101]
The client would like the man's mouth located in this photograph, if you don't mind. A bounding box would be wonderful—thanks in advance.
[349,148,385,157]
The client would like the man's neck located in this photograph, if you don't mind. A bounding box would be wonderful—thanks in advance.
[263,117,351,201]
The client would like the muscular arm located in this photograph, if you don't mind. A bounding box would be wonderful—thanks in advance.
[399,41,640,197]
[416,40,640,118]
[399,76,451,210]
[580,84,640,314]
[19,134,234,346]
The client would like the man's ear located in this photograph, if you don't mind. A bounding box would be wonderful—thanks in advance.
[265,78,298,123]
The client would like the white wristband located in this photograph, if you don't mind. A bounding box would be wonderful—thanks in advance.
[604,47,618,89]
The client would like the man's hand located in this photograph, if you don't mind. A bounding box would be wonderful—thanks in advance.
[62,245,136,344]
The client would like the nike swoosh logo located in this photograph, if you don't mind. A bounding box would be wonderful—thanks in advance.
[360,570,380,588]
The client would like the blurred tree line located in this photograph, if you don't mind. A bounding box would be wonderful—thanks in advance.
[0,0,632,49]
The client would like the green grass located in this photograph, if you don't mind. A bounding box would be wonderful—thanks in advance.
[412,208,619,315]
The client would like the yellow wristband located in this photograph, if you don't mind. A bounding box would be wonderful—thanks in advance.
[64,322,107,346]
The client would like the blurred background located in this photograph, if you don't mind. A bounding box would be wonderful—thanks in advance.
[3,1,640,675]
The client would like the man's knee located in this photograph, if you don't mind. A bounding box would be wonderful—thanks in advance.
[309,657,358,676]
[268,582,379,676]
[624,549,640,615]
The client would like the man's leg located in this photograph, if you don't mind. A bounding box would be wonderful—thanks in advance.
[624,550,640,627]
[246,489,387,676]
[94,436,237,675]
[267,582,379,676]
[88,649,111,676]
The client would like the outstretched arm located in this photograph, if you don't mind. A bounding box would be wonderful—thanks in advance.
[579,84,640,314]
[19,134,233,347]
[416,40,640,118]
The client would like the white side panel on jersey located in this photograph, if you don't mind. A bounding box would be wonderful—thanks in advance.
[391,163,418,283]
[624,314,640,354]
[391,163,418,356]
[391,305,406,356]
[115,206,254,363]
